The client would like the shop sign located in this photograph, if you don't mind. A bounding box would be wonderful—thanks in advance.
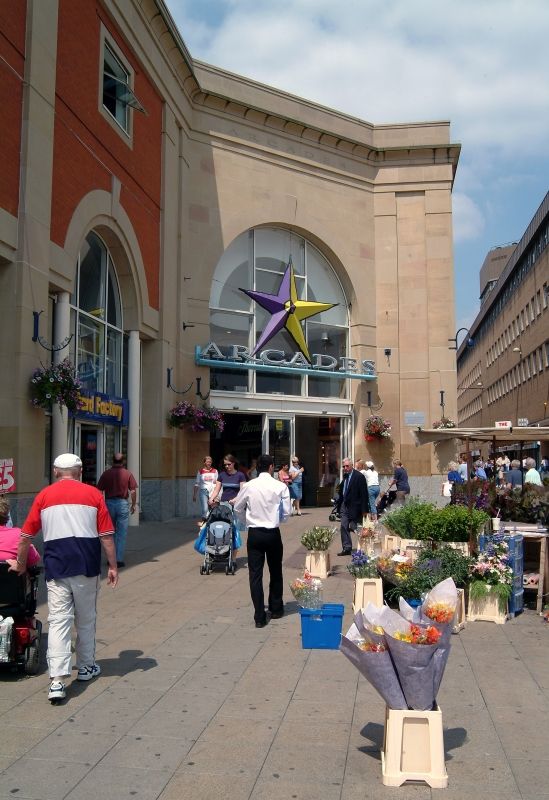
[199,260,377,380]
[494,420,513,428]
[73,391,129,426]
[0,458,15,492]
[517,418,529,427]
[196,343,376,380]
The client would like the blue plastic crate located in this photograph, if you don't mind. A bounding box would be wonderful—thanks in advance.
[508,586,524,617]
[299,603,344,649]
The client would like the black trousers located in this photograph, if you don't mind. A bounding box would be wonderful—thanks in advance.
[247,526,284,623]
[340,504,357,552]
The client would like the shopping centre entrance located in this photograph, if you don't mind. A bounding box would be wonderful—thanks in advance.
[210,413,349,506]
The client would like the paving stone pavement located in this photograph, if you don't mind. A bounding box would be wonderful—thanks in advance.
[1,508,548,799]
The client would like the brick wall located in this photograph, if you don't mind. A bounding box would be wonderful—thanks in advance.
[0,1,25,216]
[51,0,162,308]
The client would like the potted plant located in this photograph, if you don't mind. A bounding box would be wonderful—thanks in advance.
[30,359,82,412]
[347,551,383,611]
[168,401,225,434]
[467,536,513,624]
[432,417,456,429]
[384,563,439,605]
[431,505,489,552]
[364,414,391,442]
[301,525,336,579]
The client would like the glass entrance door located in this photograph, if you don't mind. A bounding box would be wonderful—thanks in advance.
[76,423,103,485]
[264,417,292,472]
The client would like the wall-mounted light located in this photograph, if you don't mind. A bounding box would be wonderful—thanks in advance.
[448,328,474,350]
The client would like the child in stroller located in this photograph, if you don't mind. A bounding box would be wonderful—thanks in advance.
[198,502,239,575]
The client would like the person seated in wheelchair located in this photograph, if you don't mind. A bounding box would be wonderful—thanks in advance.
[0,497,41,574]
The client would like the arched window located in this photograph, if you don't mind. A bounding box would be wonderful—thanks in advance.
[209,228,349,398]
[70,232,125,396]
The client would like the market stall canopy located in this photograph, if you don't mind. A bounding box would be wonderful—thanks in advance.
[411,426,549,447]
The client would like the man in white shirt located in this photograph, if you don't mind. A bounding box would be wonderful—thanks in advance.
[233,453,291,628]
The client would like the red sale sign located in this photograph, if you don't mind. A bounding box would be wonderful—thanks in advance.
[0,459,16,492]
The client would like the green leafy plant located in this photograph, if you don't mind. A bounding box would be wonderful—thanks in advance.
[385,563,438,602]
[495,484,549,526]
[30,359,82,412]
[415,545,473,588]
[382,499,437,540]
[300,525,336,551]
[434,505,489,543]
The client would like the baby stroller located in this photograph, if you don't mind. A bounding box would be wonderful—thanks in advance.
[376,488,398,516]
[0,563,42,674]
[199,502,237,576]
[328,493,341,522]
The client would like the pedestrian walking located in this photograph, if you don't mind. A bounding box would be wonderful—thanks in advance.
[289,456,304,515]
[233,453,291,628]
[192,455,218,522]
[97,453,138,567]
[11,453,118,703]
[524,457,542,486]
[388,460,410,505]
[335,457,369,556]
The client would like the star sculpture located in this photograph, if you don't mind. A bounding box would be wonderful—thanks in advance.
[241,260,337,363]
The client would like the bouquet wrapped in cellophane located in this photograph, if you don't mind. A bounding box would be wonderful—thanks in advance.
[289,570,323,609]
[340,579,458,710]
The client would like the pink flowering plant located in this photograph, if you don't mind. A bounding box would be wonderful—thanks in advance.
[364,415,391,441]
[432,417,456,429]
[469,533,513,610]
[30,359,82,412]
[168,401,225,433]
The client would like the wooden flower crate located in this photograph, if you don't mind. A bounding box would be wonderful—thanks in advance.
[381,705,448,788]
[467,589,507,624]
[352,577,383,614]
[304,550,331,579]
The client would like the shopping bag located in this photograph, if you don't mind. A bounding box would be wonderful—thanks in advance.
[193,525,207,555]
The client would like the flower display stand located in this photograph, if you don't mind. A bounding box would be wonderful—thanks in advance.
[381,705,448,788]
[383,533,401,552]
[305,551,331,579]
[447,541,469,555]
[467,590,507,624]
[400,539,423,562]
[352,577,383,614]
[452,588,466,634]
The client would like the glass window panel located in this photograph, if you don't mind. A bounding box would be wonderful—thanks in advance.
[255,269,305,297]
[79,233,107,318]
[306,244,347,325]
[103,43,129,130]
[106,328,122,395]
[209,311,251,392]
[107,260,122,327]
[255,228,304,275]
[77,315,104,393]
[210,232,252,312]
[268,419,291,471]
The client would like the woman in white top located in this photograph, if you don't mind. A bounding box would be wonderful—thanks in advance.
[193,456,218,521]
[362,460,380,519]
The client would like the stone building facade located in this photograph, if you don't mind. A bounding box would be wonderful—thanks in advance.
[0,0,460,520]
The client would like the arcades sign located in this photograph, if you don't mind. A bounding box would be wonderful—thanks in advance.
[197,261,376,380]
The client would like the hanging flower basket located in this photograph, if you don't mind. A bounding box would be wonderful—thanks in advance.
[432,417,456,429]
[168,401,225,434]
[30,359,82,412]
[364,415,391,441]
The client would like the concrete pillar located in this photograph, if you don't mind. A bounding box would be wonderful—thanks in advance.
[51,291,71,459]
[128,330,141,526]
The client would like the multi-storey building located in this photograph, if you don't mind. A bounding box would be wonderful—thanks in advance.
[457,192,549,462]
[1,0,460,520]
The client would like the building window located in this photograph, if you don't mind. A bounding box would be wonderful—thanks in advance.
[102,42,130,133]
[70,232,125,396]
[209,228,349,399]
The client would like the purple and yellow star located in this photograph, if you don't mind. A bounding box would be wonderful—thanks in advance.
[241,260,337,362]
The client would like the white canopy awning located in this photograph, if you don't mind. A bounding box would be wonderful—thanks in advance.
[411,426,549,447]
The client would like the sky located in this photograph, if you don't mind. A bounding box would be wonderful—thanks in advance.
[164,0,549,332]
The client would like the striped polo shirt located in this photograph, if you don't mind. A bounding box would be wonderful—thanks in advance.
[22,478,114,581]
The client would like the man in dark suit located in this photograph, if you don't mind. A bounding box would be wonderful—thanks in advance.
[335,457,370,556]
